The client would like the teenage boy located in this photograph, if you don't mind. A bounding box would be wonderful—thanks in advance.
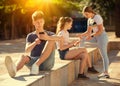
[5,10,61,77]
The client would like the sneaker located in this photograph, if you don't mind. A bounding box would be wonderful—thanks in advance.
[78,73,89,80]
[98,73,110,79]
[88,66,99,74]
[30,63,39,75]
[5,56,16,78]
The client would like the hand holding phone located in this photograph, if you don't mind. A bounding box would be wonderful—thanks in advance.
[39,32,45,34]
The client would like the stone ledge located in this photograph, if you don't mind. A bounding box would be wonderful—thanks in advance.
[0,47,98,86]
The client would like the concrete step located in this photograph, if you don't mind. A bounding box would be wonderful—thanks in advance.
[69,50,120,86]
[0,47,98,86]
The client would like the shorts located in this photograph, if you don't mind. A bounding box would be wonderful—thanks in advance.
[25,50,55,70]
[58,48,69,60]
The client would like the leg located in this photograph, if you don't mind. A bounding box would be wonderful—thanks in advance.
[30,40,55,74]
[80,37,99,74]
[36,40,55,66]
[78,52,88,74]
[39,49,55,70]
[65,48,88,73]
[64,48,89,79]
[97,32,109,74]
[65,48,87,60]
[16,55,30,71]
[96,32,110,78]
[5,55,30,77]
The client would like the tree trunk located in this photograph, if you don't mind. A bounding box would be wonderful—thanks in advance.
[114,0,120,37]
[11,12,16,39]
[4,23,9,40]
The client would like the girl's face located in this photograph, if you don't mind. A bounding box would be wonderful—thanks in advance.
[83,12,93,18]
[65,21,72,30]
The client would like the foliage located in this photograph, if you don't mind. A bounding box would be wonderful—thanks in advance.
[0,0,116,39]
[88,0,115,20]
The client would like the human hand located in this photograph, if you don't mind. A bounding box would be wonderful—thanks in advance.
[74,40,80,46]
[76,34,83,39]
[85,36,92,40]
[38,32,48,40]
[35,38,41,45]
[71,40,80,47]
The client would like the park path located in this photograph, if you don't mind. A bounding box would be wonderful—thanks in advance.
[69,50,120,86]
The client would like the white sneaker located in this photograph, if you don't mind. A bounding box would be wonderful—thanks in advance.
[30,63,39,75]
[5,56,16,77]
[98,73,110,78]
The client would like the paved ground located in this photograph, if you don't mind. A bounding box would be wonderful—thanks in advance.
[0,32,120,86]
[69,32,120,86]
[69,50,120,86]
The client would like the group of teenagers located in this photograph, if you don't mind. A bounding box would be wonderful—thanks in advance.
[5,6,110,80]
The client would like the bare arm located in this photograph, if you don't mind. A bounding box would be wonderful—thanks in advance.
[25,38,41,53]
[77,26,92,38]
[59,37,79,50]
[39,33,61,41]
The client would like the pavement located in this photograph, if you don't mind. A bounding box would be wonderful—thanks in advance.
[0,32,120,86]
[69,32,120,86]
[69,50,120,86]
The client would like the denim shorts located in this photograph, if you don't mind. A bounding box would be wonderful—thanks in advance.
[58,48,69,60]
[25,50,55,70]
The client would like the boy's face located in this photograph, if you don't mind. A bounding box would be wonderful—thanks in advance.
[33,18,45,31]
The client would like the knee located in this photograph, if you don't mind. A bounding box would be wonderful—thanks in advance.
[81,53,88,60]
[78,48,87,52]
[83,48,88,53]
[21,55,30,62]
[48,40,55,44]
[48,41,56,49]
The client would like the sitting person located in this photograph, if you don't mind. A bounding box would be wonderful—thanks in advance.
[56,17,98,79]
[5,10,61,77]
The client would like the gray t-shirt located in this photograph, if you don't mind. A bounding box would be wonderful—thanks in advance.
[26,31,55,57]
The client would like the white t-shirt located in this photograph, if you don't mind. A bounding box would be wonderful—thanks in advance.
[56,30,69,49]
[88,14,105,33]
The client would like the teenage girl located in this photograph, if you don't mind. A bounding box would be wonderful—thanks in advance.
[56,17,98,79]
[78,6,110,78]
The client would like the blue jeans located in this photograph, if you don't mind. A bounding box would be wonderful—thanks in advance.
[80,31,109,72]
[26,50,55,70]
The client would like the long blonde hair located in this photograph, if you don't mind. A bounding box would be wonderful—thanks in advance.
[56,17,73,34]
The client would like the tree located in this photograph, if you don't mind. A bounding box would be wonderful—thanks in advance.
[114,0,120,37]
[88,0,115,25]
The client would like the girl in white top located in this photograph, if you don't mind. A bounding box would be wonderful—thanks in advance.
[79,6,110,78]
[56,17,98,79]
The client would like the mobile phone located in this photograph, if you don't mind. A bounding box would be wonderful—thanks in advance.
[39,32,45,34]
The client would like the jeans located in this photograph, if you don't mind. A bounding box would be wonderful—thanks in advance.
[80,31,109,72]
[26,50,55,70]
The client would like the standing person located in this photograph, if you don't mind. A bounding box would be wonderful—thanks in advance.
[78,6,110,78]
[56,17,98,80]
[5,10,61,78]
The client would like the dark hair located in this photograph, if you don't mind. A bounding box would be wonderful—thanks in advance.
[32,10,44,21]
[56,17,73,34]
[82,6,96,14]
